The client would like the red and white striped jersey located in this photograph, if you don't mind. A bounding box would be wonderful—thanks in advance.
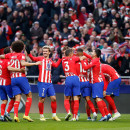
[76,59,89,82]
[101,64,120,82]
[81,58,103,84]
[5,53,26,78]
[29,54,61,83]
[0,59,11,85]
[62,56,80,77]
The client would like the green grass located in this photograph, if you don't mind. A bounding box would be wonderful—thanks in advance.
[0,113,130,130]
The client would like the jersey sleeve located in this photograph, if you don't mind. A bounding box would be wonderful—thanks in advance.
[28,54,41,61]
[83,52,92,60]
[5,53,11,59]
[21,54,26,61]
[52,58,62,68]
[81,60,95,70]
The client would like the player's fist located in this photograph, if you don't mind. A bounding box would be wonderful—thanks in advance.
[20,68,25,73]
[80,56,86,61]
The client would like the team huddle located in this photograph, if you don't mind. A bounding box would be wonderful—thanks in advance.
[0,40,121,122]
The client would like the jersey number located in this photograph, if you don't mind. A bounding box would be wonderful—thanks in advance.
[79,62,86,73]
[10,59,20,69]
[64,61,69,71]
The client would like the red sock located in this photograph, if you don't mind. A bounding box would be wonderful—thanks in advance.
[105,96,118,113]
[25,98,32,116]
[14,101,20,117]
[38,102,44,114]
[7,99,15,113]
[95,108,98,113]
[1,104,6,116]
[51,101,57,113]
[102,100,109,115]
[97,101,106,117]
[71,100,74,114]
[64,100,70,113]
[108,104,113,115]
[86,107,91,117]
[87,100,96,113]
[73,100,79,118]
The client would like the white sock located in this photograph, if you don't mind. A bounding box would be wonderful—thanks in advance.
[40,114,44,118]
[52,113,56,117]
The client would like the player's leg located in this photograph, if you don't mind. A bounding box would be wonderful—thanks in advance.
[72,76,80,121]
[92,82,107,121]
[64,77,73,121]
[85,96,97,121]
[5,85,15,121]
[38,97,46,121]
[0,86,8,122]
[85,102,91,120]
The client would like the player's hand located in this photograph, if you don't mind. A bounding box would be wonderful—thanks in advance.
[80,56,86,61]
[103,91,106,97]
[20,68,25,73]
[35,61,42,65]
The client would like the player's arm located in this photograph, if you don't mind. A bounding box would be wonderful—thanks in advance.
[83,52,92,60]
[21,60,41,66]
[8,66,25,73]
[73,56,80,62]
[52,58,62,68]
[28,54,40,61]
[81,60,95,70]
[103,75,109,97]
[0,55,5,59]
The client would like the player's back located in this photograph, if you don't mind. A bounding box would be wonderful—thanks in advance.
[5,52,26,78]
[90,58,103,83]
[0,58,11,85]
[76,59,88,82]
[101,64,120,81]
[62,56,79,77]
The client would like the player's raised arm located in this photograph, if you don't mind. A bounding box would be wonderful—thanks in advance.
[21,60,41,66]
[83,52,92,60]
[52,58,62,68]
[28,53,41,61]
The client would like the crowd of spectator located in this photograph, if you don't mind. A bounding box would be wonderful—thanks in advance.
[0,0,129,84]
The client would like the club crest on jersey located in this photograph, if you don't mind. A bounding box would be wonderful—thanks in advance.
[45,62,51,71]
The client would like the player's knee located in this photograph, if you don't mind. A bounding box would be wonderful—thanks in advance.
[2,100,8,104]
[85,96,90,101]
[96,97,102,102]
[26,92,32,98]
[51,96,56,102]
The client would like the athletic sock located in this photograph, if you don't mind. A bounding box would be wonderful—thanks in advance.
[1,104,6,116]
[97,100,106,117]
[102,100,109,115]
[38,102,44,115]
[108,104,113,115]
[86,107,91,117]
[51,101,57,117]
[14,101,20,117]
[87,100,96,113]
[71,100,74,114]
[6,99,15,113]
[64,99,70,114]
[73,100,79,118]
[105,96,118,113]
[25,98,32,116]
[95,108,98,113]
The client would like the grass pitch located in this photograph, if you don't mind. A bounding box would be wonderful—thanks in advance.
[0,113,130,130]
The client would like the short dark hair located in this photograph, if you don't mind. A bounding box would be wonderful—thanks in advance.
[77,48,83,53]
[4,47,11,54]
[11,40,24,53]
[95,48,101,57]
[65,49,73,56]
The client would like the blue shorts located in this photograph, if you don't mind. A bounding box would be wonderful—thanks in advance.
[11,77,31,96]
[37,82,55,98]
[80,81,91,97]
[0,85,13,100]
[92,82,104,99]
[65,76,80,96]
[106,78,121,96]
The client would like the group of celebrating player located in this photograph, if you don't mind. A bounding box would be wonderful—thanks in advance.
[0,40,121,122]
